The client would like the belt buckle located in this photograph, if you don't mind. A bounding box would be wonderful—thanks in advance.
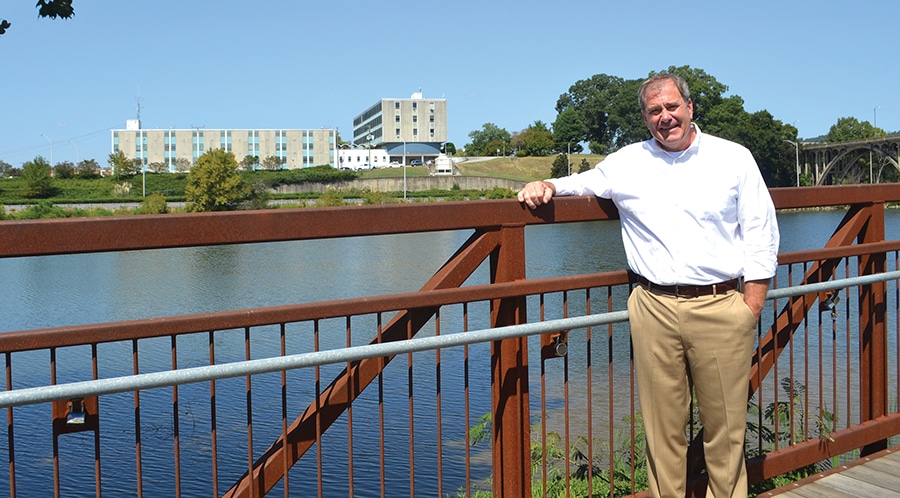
[674,284,697,298]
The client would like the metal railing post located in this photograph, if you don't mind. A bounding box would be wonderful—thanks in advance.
[858,201,889,456]
[489,223,531,497]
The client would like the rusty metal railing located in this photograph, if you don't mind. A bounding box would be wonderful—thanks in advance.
[0,185,899,497]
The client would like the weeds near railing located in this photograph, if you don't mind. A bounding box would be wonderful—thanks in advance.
[459,413,650,497]
[746,378,836,495]
[459,377,847,498]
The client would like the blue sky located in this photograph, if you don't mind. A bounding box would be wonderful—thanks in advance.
[1,0,898,167]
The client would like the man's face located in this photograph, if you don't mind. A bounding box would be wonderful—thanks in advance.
[641,80,695,152]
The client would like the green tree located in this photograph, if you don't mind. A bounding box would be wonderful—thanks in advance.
[240,155,260,171]
[556,66,731,154]
[108,151,134,179]
[552,107,587,154]
[825,116,884,142]
[22,156,55,198]
[465,123,511,157]
[550,153,569,178]
[555,73,626,154]
[76,159,100,178]
[261,155,283,171]
[184,149,249,212]
[53,160,76,179]
[512,121,555,157]
[704,96,799,187]
[0,159,13,178]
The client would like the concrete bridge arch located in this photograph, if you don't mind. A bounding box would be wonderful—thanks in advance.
[801,136,900,185]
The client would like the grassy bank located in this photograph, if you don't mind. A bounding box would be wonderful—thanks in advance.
[0,155,604,217]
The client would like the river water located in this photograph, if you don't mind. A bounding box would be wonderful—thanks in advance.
[1,209,898,496]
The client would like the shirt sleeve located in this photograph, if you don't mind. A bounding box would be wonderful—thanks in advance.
[737,150,780,281]
[546,163,613,199]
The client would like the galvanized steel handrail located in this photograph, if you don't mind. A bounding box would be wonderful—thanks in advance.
[3,270,897,410]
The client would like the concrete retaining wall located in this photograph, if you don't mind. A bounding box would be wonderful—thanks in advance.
[272,176,527,194]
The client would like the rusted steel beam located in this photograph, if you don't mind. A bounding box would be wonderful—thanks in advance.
[856,202,889,456]
[744,412,900,484]
[223,229,505,498]
[0,270,630,352]
[0,198,617,258]
[489,224,531,498]
[768,184,900,209]
[2,184,900,260]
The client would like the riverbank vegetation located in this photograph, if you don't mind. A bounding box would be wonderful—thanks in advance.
[0,151,586,219]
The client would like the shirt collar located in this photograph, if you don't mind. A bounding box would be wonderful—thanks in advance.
[649,123,701,160]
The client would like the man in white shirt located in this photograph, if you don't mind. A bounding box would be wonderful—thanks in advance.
[518,73,779,498]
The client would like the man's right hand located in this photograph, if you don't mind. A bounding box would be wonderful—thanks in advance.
[517,181,556,209]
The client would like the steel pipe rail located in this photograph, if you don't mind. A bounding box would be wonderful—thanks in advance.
[3,270,897,410]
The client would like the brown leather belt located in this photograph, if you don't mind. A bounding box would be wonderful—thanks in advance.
[632,274,739,298]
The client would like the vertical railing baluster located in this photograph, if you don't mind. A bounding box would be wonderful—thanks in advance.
[243,327,253,498]
[171,335,181,498]
[345,317,354,498]
[279,323,288,498]
[208,331,218,498]
[407,309,415,497]
[462,303,471,498]
[434,309,443,496]
[51,347,59,498]
[314,319,323,498]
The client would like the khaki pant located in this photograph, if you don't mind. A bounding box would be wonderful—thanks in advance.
[628,285,758,498]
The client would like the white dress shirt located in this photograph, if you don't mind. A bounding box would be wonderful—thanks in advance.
[548,125,779,285]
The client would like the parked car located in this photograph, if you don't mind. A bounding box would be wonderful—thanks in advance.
[410,160,424,166]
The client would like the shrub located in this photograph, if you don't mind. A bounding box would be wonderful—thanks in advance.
[139,192,168,214]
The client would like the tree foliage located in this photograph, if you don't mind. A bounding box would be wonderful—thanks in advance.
[2,0,74,36]
[108,151,135,179]
[552,108,587,154]
[465,123,511,156]
[0,160,15,178]
[552,65,800,187]
[76,159,100,178]
[510,121,555,157]
[185,149,250,212]
[22,156,55,198]
[825,117,885,142]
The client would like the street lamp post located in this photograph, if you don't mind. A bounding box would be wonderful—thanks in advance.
[871,106,880,183]
[784,140,799,187]
[402,140,407,200]
[41,134,53,165]
[366,134,374,170]
[567,139,575,175]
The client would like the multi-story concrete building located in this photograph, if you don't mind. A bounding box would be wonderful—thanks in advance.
[352,91,448,165]
[111,120,337,171]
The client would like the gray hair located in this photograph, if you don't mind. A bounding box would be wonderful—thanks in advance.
[638,73,691,112]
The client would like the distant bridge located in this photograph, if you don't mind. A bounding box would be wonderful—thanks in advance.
[796,135,900,186]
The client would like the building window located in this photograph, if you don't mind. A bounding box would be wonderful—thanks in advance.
[412,102,417,111]
[395,102,400,109]
[395,129,401,138]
